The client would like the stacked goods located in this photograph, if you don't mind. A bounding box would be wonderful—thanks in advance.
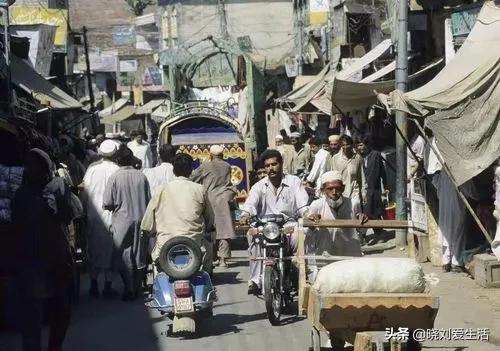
[313,257,426,294]
[0,165,24,223]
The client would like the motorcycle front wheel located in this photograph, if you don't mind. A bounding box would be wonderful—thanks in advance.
[264,265,282,326]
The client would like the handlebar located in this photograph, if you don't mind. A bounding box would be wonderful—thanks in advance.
[240,205,308,227]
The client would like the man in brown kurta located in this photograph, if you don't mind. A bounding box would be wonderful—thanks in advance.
[191,145,236,267]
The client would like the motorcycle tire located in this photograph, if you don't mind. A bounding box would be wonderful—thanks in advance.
[158,237,202,280]
[264,265,282,326]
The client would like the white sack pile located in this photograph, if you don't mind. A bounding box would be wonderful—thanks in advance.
[313,257,426,294]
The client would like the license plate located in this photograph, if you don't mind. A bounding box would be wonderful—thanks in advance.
[174,297,194,313]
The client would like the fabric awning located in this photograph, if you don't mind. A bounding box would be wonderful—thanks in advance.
[136,99,167,115]
[377,1,500,186]
[332,58,443,114]
[98,98,129,118]
[151,103,171,122]
[102,105,137,125]
[278,39,393,113]
[336,39,392,81]
[11,55,81,110]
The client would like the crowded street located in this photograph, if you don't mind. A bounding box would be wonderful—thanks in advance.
[2,249,499,351]
[1,0,500,351]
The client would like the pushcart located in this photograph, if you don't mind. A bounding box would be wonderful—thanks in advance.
[297,219,440,351]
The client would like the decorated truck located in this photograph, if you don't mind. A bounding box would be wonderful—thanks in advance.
[157,101,251,203]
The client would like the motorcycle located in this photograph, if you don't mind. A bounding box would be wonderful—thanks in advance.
[249,213,300,326]
[145,236,217,335]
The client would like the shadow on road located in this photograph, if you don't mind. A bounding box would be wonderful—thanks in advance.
[185,312,268,338]
[278,315,306,326]
[224,259,249,269]
[212,271,243,285]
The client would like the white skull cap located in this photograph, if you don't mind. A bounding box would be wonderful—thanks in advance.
[209,144,224,156]
[99,139,118,157]
[321,171,343,185]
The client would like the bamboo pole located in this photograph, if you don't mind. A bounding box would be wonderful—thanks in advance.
[412,120,493,243]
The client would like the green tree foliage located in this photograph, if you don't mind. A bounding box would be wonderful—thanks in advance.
[125,0,155,16]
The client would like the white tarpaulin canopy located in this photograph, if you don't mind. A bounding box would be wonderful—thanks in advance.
[378,1,500,187]
[332,58,443,114]
[277,39,393,113]
[11,55,82,110]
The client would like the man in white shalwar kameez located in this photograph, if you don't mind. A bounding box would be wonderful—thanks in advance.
[80,140,120,298]
[127,130,153,169]
[143,144,175,196]
[306,137,331,194]
[306,171,365,258]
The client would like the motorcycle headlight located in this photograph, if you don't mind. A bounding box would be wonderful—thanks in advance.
[263,222,280,241]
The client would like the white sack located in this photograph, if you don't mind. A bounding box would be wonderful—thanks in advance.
[313,257,426,294]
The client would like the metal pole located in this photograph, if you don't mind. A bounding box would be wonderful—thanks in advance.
[1,6,11,113]
[297,5,303,76]
[412,120,493,244]
[395,0,409,247]
[82,26,95,112]
[218,0,229,40]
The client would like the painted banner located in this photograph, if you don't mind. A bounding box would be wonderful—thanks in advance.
[142,66,163,86]
[9,7,68,52]
[177,143,249,200]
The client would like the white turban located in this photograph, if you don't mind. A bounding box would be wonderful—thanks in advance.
[275,135,284,141]
[209,144,224,156]
[99,139,118,157]
[290,132,301,138]
[328,135,341,142]
[321,171,343,185]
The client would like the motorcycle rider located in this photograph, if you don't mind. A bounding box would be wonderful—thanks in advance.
[241,149,309,295]
[141,153,215,273]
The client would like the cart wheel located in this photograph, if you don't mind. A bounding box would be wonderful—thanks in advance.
[310,328,321,351]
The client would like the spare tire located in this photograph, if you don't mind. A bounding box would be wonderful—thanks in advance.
[158,236,202,279]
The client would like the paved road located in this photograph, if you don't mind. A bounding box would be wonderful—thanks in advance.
[2,249,498,351]
[1,251,310,351]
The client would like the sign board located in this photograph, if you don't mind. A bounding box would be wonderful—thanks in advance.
[451,6,480,37]
[9,7,68,52]
[112,25,136,46]
[119,59,138,73]
[410,179,428,233]
[142,66,163,86]
[11,24,56,77]
[310,0,329,25]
